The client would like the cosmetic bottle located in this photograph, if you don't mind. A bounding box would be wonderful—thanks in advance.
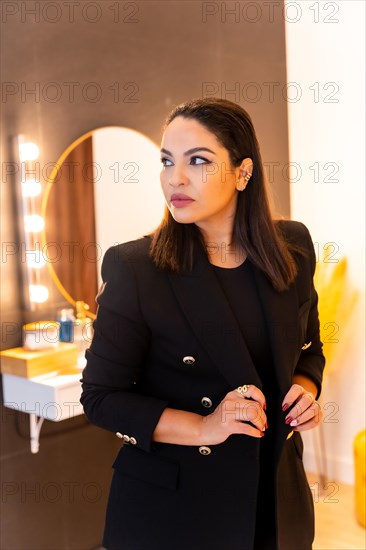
[57,308,75,343]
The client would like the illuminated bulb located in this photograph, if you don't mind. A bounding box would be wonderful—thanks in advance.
[19,142,40,162]
[26,253,46,268]
[24,215,44,233]
[22,178,42,197]
[29,285,49,303]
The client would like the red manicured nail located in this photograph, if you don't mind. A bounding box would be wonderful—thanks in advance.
[285,417,293,425]
[260,432,265,437]
[263,403,267,411]
[265,422,268,430]
[282,403,289,411]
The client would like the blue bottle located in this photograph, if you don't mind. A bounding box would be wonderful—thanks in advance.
[57,308,75,342]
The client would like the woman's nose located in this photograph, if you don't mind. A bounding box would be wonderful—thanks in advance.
[168,167,189,187]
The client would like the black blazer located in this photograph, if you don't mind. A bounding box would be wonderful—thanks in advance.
[80,220,325,550]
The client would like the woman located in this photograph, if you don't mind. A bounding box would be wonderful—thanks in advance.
[80,97,325,550]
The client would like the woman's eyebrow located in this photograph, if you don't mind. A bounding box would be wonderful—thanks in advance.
[160,147,216,157]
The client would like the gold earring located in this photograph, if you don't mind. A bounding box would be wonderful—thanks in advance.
[237,170,251,191]
[236,175,245,191]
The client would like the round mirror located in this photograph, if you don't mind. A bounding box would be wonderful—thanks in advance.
[41,127,165,317]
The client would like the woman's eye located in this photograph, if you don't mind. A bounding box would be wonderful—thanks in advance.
[160,156,211,167]
[190,156,210,165]
[160,157,173,166]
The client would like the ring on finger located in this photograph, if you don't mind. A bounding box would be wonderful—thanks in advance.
[236,385,250,395]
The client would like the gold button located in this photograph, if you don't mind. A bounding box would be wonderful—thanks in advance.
[198,446,211,455]
[130,437,137,445]
[122,434,131,442]
[183,355,195,365]
[287,431,294,440]
[116,432,123,439]
[201,397,212,408]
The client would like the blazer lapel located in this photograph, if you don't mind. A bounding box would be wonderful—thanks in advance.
[251,264,299,399]
[167,247,262,390]
[251,264,301,461]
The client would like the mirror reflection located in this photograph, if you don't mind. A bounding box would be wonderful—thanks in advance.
[43,127,165,314]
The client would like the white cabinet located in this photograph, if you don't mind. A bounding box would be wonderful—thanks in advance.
[2,369,84,453]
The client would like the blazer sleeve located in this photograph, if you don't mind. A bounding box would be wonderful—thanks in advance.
[80,245,170,452]
[293,222,325,399]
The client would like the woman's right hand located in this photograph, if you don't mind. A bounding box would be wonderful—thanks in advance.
[198,386,267,445]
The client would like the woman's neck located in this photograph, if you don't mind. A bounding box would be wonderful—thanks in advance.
[197,226,246,268]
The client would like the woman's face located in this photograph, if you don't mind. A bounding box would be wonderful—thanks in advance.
[160,116,248,234]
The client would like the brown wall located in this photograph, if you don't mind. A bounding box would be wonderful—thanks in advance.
[0,1,290,548]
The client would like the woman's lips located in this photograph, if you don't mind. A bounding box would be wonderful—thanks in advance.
[171,199,195,208]
[170,194,195,208]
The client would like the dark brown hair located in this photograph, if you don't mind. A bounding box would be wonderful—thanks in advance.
[150,97,302,291]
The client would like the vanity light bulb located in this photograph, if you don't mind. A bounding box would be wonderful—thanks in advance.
[24,215,45,233]
[29,285,49,303]
[19,142,40,162]
[22,178,42,197]
[26,253,46,269]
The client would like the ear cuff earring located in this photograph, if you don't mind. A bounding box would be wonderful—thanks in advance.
[237,171,252,191]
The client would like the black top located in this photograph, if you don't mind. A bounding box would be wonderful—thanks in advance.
[211,259,278,549]
[211,259,277,393]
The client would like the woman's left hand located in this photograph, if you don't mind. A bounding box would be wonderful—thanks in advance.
[282,384,323,431]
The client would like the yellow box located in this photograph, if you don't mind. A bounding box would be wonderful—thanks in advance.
[0,343,78,378]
